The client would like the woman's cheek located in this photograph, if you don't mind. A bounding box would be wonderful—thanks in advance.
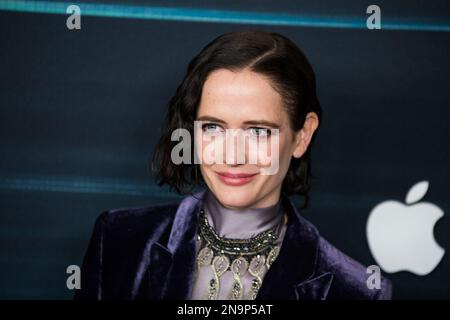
[247,136,281,176]
[195,132,224,165]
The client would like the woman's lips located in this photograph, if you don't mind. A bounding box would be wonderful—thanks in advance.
[215,171,259,186]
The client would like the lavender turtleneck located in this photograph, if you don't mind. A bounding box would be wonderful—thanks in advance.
[190,190,287,300]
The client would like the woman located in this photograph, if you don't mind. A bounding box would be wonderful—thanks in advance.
[75,30,392,300]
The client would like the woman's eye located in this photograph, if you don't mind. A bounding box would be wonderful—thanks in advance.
[248,127,271,137]
[202,123,222,133]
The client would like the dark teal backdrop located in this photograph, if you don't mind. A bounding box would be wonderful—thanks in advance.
[0,0,449,299]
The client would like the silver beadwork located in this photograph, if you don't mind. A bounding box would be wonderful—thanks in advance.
[196,208,283,300]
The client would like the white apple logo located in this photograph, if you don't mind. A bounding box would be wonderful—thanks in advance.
[366,180,445,275]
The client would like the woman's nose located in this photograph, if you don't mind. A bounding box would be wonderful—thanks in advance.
[224,129,248,165]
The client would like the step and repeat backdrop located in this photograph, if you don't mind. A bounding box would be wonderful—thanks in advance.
[0,0,449,299]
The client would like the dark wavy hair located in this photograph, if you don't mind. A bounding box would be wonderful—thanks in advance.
[151,29,323,209]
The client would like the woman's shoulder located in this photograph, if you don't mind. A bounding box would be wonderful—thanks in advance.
[314,232,393,299]
[92,199,182,238]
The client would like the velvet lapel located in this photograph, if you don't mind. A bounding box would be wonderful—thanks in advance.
[146,191,205,299]
[255,194,333,300]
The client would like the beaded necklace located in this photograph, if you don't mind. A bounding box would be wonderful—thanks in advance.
[195,208,287,300]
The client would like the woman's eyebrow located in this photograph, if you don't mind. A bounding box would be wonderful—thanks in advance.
[243,120,280,128]
[196,115,226,124]
[196,116,280,128]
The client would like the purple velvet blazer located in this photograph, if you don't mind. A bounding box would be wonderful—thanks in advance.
[74,190,392,300]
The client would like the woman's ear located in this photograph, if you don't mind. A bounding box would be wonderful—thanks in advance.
[292,112,319,159]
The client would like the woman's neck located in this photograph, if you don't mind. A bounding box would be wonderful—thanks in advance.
[203,190,284,239]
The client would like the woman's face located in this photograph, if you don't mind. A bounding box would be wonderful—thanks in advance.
[195,68,318,209]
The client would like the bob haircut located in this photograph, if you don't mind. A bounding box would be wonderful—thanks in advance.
[151,29,323,209]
